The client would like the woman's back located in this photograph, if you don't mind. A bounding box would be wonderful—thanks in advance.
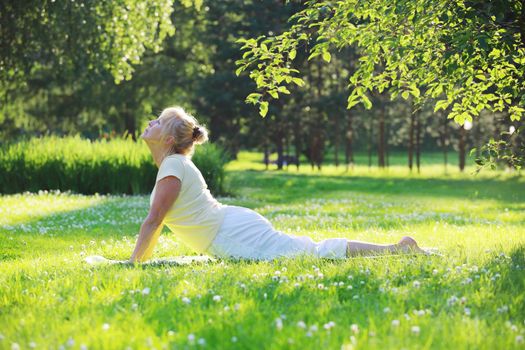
[150,154,226,253]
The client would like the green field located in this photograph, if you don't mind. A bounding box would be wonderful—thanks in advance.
[1,152,524,349]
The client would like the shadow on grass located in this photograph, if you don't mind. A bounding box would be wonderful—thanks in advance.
[227,170,525,204]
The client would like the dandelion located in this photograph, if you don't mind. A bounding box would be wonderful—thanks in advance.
[231,336,238,342]
[391,319,400,327]
[323,321,336,330]
[510,325,518,332]
[447,295,458,306]
[351,324,359,334]
[142,287,150,295]
[310,325,318,332]
[297,321,307,329]
[213,295,221,302]
[131,303,138,310]
[413,280,421,288]
[275,318,283,331]
[67,337,75,346]
[102,323,110,331]
[182,297,191,304]
[432,269,439,275]
[460,297,467,305]
[516,335,524,344]
[11,343,20,350]
[29,342,37,348]
[497,305,509,313]
[80,344,88,350]
[411,326,420,335]
[317,283,325,290]
[464,308,471,316]
[383,307,391,313]
[198,338,206,345]
[188,334,195,343]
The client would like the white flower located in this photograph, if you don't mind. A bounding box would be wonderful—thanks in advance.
[102,323,110,331]
[297,321,307,329]
[80,344,88,350]
[317,283,325,290]
[29,342,37,349]
[11,343,20,350]
[213,295,221,302]
[67,337,75,346]
[411,326,420,335]
[142,287,150,295]
[447,295,458,306]
[182,297,191,304]
[188,334,195,343]
[413,280,421,288]
[351,324,359,334]
[310,325,318,332]
[391,319,400,327]
[516,335,524,344]
[510,325,518,332]
[432,269,439,275]
[231,336,238,343]
[464,308,471,316]
[275,318,283,331]
[198,338,206,345]
[383,307,391,313]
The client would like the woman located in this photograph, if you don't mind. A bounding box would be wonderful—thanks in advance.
[129,106,425,263]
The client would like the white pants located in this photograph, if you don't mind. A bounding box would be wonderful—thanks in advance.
[206,205,348,260]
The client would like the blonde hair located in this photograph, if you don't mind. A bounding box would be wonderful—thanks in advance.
[159,106,209,157]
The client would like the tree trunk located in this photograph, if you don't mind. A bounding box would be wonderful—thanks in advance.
[441,117,449,172]
[123,110,137,140]
[378,105,386,168]
[345,111,354,171]
[416,113,421,174]
[408,110,415,172]
[334,112,340,168]
[276,130,284,170]
[459,126,466,172]
[367,123,373,168]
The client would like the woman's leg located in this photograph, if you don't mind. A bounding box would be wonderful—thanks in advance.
[346,236,424,257]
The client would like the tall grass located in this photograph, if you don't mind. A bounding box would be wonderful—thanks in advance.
[0,136,227,195]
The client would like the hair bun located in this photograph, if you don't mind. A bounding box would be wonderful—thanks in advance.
[192,125,209,145]
[192,126,201,140]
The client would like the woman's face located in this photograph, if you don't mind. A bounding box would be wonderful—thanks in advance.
[141,117,163,143]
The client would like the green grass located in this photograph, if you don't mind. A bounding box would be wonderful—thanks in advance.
[1,152,524,349]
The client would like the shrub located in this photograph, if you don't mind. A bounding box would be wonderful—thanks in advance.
[0,136,228,195]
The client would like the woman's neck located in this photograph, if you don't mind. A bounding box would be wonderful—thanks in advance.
[146,143,169,167]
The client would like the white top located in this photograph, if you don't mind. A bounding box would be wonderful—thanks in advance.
[150,154,226,253]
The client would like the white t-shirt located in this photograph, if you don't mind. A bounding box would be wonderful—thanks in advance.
[150,154,226,253]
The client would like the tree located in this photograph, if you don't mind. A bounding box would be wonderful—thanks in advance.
[236,0,525,165]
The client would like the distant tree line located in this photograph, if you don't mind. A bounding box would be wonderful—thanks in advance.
[1,0,523,172]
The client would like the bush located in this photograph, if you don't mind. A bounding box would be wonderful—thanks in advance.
[0,136,228,195]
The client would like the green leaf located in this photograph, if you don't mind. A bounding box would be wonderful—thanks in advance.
[259,101,269,117]
[362,94,372,109]
[434,100,450,112]
[292,77,305,87]
[401,91,410,100]
[268,90,279,99]
[277,86,290,94]
[322,51,331,63]
[289,49,297,60]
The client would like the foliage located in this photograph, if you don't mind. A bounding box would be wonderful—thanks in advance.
[473,126,525,171]
[237,0,525,122]
[236,0,525,163]
[0,136,227,195]
[1,154,524,349]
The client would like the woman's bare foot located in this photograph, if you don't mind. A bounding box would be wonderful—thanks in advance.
[394,236,426,254]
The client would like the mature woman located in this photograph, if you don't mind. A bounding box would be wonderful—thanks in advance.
[129,106,424,263]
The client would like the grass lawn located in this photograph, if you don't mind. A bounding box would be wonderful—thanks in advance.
[1,152,524,349]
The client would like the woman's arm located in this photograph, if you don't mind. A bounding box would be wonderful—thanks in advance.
[129,176,181,263]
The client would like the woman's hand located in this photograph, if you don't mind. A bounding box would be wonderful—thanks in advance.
[129,176,182,263]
